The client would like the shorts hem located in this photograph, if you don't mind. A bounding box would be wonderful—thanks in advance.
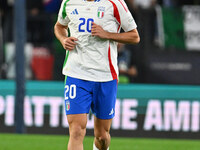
[66,111,89,115]
[94,114,115,120]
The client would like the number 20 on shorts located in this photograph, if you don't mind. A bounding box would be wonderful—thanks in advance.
[65,84,77,100]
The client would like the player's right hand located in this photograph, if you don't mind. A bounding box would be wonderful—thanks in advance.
[61,37,78,51]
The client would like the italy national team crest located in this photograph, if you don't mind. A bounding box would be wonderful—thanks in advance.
[65,100,70,111]
[97,6,105,19]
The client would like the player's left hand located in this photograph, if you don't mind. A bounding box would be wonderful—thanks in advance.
[91,22,109,39]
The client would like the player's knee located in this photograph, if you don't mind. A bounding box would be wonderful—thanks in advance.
[70,126,86,141]
[95,130,110,144]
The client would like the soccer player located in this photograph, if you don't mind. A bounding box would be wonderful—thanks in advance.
[54,0,140,150]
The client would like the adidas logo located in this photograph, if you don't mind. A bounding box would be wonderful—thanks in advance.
[109,108,114,116]
[71,9,79,15]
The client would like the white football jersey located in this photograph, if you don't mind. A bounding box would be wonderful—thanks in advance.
[58,0,137,82]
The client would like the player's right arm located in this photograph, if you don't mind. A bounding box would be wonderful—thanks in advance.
[54,22,77,51]
[54,0,77,51]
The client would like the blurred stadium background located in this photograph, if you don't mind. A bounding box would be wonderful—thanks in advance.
[1,0,200,150]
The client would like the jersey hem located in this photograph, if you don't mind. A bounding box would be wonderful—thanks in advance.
[62,72,117,82]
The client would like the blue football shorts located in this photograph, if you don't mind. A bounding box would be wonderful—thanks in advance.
[64,76,117,119]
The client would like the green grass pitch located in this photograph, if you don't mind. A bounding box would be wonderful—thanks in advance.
[0,134,200,150]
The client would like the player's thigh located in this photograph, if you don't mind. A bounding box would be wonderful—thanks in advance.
[94,116,112,137]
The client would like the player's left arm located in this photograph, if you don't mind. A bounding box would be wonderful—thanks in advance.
[91,22,140,44]
[92,0,140,44]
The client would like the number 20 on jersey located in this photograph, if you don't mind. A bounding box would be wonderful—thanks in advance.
[79,18,94,33]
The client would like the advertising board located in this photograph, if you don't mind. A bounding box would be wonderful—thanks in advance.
[0,81,200,138]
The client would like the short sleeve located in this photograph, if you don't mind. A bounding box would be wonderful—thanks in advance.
[116,0,137,32]
[57,0,70,26]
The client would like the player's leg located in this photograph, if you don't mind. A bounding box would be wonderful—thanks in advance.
[67,114,87,150]
[64,76,93,150]
[93,116,112,150]
[92,79,117,150]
